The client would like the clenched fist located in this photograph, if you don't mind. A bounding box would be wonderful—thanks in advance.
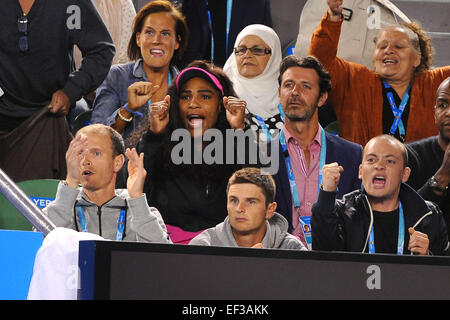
[128,81,160,111]
[321,162,344,192]
[327,0,344,22]
[223,96,246,130]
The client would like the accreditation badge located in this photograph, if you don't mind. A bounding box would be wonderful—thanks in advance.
[298,216,312,250]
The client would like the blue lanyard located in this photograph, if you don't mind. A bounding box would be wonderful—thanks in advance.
[368,201,405,255]
[259,104,327,207]
[206,0,233,61]
[279,126,327,208]
[278,104,285,122]
[275,106,324,249]
[383,81,411,137]
[76,205,126,241]
[225,0,233,55]
[254,104,284,141]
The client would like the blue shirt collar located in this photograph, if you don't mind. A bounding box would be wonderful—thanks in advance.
[132,59,148,81]
[132,59,179,82]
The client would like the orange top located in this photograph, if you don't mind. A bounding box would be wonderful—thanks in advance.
[308,12,450,146]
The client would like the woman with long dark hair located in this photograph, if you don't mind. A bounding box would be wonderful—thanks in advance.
[134,60,256,244]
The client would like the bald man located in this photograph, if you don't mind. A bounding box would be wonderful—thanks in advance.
[406,77,450,235]
[311,134,449,256]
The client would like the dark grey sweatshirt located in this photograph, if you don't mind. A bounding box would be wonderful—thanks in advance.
[44,182,171,243]
[190,212,307,250]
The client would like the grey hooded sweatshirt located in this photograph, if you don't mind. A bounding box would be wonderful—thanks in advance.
[44,182,171,243]
[189,212,307,250]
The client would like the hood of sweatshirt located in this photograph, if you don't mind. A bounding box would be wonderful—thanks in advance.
[76,188,129,208]
[214,212,290,248]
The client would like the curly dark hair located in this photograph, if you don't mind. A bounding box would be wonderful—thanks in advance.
[278,55,332,95]
[131,60,241,183]
[166,60,236,135]
[129,60,236,145]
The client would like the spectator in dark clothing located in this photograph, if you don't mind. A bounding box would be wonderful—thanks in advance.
[178,0,272,68]
[0,0,115,181]
[406,77,450,235]
[134,60,257,244]
[312,135,449,256]
[0,0,115,131]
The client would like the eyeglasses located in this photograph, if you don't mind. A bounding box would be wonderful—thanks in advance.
[234,46,271,56]
[18,15,28,53]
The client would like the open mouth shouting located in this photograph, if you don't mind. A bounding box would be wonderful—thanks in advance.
[372,175,387,188]
[186,114,205,129]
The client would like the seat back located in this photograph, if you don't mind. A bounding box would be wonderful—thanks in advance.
[282,39,296,58]
[71,110,93,135]
[0,179,60,231]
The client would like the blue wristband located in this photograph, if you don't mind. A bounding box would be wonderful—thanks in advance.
[124,103,143,117]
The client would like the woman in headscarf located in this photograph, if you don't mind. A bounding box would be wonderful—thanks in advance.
[224,24,283,140]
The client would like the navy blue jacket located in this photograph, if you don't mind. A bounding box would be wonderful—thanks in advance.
[273,132,363,233]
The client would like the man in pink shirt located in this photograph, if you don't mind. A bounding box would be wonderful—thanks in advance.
[272,55,362,249]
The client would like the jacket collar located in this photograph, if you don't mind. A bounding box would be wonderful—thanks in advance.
[132,59,179,82]
[219,212,289,248]
[76,188,128,208]
[132,59,147,80]
[361,182,431,226]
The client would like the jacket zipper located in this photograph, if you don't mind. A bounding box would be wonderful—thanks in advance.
[97,206,102,237]
[362,195,373,254]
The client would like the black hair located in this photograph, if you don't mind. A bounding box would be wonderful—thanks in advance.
[278,55,332,95]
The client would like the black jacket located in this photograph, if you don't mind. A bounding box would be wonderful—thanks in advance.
[311,183,450,256]
[137,129,261,232]
[406,136,450,235]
